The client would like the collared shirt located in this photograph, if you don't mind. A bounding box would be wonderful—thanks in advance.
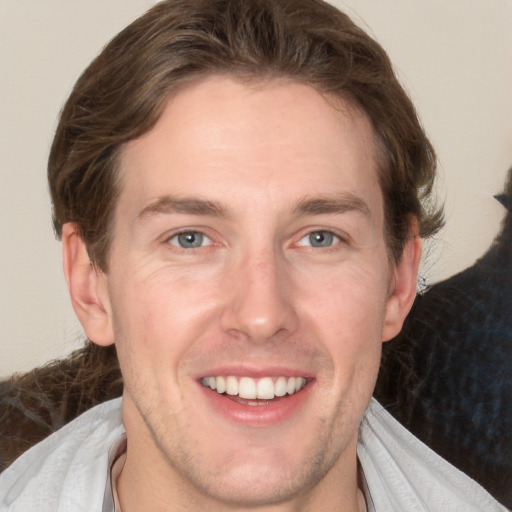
[104,434,127,512]
[0,398,507,511]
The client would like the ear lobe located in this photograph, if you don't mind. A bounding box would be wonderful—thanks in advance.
[62,223,115,347]
[381,231,422,342]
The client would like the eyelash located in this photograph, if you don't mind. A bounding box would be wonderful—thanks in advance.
[295,229,346,250]
[166,230,213,249]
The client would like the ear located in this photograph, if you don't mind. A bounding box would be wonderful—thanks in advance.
[381,225,422,342]
[62,223,115,346]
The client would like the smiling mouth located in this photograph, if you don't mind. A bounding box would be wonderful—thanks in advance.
[200,375,307,402]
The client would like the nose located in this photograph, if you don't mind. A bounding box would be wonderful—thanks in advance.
[220,249,299,343]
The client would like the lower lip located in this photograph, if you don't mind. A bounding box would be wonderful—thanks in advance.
[197,381,314,427]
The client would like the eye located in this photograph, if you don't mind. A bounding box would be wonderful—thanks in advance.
[298,230,339,248]
[168,231,211,249]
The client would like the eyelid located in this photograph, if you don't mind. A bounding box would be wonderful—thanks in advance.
[298,230,339,247]
[163,227,215,248]
[294,228,349,247]
[171,232,211,247]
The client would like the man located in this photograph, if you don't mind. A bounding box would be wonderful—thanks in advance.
[0,0,506,510]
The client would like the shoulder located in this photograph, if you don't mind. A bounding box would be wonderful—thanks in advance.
[358,398,507,512]
[0,398,124,512]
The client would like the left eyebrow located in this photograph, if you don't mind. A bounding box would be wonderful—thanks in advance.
[294,193,372,218]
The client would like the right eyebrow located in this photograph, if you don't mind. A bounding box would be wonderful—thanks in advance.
[294,193,371,219]
[137,196,228,220]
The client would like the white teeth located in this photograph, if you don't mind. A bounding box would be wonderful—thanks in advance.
[256,377,275,399]
[201,375,307,400]
[275,376,287,397]
[226,376,238,396]
[287,377,296,395]
[239,377,257,399]
[216,376,226,393]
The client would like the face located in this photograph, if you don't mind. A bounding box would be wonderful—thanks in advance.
[69,76,418,509]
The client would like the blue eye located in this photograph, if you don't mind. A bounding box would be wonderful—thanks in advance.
[299,231,337,248]
[169,232,210,248]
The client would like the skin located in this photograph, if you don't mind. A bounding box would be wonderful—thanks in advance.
[63,76,421,511]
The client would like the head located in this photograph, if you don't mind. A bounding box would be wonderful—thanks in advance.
[51,0,443,508]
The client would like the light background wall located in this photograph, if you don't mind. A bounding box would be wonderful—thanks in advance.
[1,0,511,377]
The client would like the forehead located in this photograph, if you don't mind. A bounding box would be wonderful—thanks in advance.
[117,76,382,223]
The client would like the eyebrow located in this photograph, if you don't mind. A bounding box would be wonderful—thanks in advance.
[138,196,228,220]
[137,192,372,221]
[294,193,372,218]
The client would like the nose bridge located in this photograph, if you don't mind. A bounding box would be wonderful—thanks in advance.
[221,244,298,342]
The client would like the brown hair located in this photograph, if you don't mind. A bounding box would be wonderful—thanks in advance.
[49,0,443,271]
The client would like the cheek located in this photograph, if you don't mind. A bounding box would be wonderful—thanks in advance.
[303,264,389,338]
[299,264,388,385]
[108,272,221,372]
